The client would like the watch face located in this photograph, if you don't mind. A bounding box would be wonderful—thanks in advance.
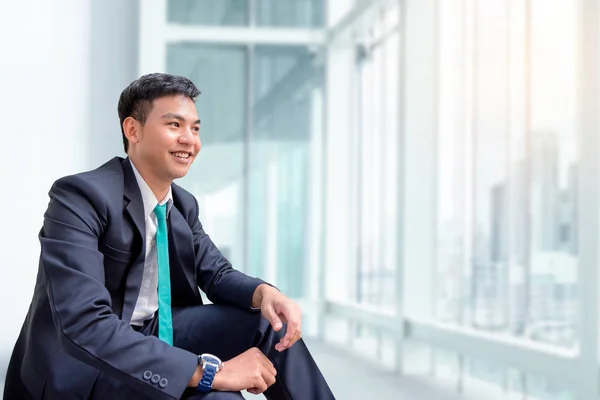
[200,353,221,366]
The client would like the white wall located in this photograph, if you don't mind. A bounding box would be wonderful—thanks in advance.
[89,0,140,166]
[0,0,91,370]
[0,0,139,379]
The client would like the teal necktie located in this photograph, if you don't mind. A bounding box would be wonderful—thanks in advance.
[154,204,173,345]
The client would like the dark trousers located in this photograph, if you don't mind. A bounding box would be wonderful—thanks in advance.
[133,304,335,400]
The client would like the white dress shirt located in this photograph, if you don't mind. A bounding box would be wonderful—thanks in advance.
[129,160,173,327]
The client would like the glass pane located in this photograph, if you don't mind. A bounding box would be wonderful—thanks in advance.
[248,45,323,297]
[436,0,579,348]
[167,43,246,147]
[256,0,325,28]
[507,0,530,336]
[470,0,511,331]
[276,146,308,298]
[247,167,268,278]
[353,22,400,311]
[168,0,248,26]
[166,43,248,269]
[436,0,468,324]
[527,0,578,348]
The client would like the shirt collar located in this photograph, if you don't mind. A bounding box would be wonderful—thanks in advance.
[129,159,173,219]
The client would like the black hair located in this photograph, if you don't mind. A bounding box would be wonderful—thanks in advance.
[117,73,201,153]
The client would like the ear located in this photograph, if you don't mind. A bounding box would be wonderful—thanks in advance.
[123,116,142,146]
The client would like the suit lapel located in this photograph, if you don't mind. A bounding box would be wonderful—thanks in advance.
[118,158,200,318]
[120,158,147,323]
[168,204,199,303]
[122,159,146,242]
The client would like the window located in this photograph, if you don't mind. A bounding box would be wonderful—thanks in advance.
[436,0,579,346]
[158,18,325,298]
[351,5,400,310]
[167,43,247,268]
[168,0,249,26]
[167,0,325,28]
[256,0,324,28]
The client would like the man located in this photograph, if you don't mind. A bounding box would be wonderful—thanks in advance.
[4,73,335,400]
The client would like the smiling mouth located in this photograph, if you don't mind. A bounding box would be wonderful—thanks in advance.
[171,151,191,160]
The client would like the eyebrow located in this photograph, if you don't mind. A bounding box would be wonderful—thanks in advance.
[161,112,201,125]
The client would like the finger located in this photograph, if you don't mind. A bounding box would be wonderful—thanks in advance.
[261,364,277,387]
[277,329,301,351]
[277,302,293,324]
[251,373,269,394]
[249,384,267,395]
[288,325,302,348]
[263,304,283,331]
[260,353,277,376]
[282,319,300,347]
[264,372,276,387]
[256,379,268,394]
[253,349,275,375]
[259,354,277,377]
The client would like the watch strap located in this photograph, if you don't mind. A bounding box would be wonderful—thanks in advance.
[197,362,218,393]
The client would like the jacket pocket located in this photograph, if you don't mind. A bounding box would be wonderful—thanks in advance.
[100,243,134,263]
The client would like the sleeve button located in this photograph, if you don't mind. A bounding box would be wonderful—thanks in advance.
[143,370,152,380]
[151,374,160,384]
[159,378,168,388]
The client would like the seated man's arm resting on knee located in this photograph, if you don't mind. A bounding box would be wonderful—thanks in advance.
[189,195,303,352]
[187,198,304,395]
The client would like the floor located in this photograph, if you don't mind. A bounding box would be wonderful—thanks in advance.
[0,340,468,400]
[241,339,467,400]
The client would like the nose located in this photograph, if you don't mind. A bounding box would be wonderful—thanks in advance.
[178,128,195,144]
[177,128,201,152]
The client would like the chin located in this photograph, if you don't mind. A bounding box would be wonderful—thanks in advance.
[171,167,191,180]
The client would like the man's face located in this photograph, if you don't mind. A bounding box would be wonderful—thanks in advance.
[130,95,201,182]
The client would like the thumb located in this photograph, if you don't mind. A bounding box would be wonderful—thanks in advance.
[263,304,283,331]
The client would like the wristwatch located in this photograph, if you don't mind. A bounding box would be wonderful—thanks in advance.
[196,353,224,393]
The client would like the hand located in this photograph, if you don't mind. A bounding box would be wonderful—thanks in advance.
[253,284,303,352]
[211,348,277,395]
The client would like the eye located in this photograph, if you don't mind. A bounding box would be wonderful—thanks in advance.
[193,126,200,133]
[169,121,180,128]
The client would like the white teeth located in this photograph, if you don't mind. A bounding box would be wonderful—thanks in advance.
[172,152,190,159]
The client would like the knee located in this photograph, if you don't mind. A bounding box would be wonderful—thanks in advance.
[259,314,286,337]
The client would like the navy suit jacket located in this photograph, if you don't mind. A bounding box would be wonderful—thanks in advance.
[4,157,266,400]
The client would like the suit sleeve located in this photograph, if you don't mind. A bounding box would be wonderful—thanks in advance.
[41,175,198,400]
[190,197,266,309]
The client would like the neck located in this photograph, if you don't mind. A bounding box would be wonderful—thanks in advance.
[149,182,170,203]
[129,156,171,202]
